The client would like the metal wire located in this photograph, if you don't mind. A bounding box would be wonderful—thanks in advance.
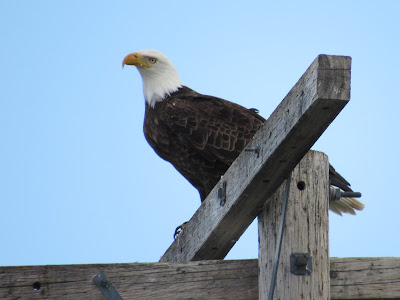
[268,175,291,300]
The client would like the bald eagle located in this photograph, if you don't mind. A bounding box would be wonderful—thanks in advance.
[123,49,364,215]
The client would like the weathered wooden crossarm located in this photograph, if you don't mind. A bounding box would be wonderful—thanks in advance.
[1,258,399,299]
[160,55,351,262]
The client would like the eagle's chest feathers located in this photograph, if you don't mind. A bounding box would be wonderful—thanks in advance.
[143,101,180,158]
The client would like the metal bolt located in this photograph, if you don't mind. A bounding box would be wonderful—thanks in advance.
[245,146,260,158]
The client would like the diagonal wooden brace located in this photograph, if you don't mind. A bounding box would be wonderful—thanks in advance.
[160,55,351,262]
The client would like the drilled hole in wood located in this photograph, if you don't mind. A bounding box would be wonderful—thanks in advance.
[33,282,41,291]
[297,181,306,190]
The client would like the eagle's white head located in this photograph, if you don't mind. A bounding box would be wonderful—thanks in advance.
[122,49,183,108]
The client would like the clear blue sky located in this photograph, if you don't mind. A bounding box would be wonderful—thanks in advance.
[1,1,399,266]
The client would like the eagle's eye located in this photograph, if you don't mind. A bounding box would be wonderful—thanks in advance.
[149,58,157,64]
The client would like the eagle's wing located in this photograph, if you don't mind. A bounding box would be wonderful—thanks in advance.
[149,87,265,200]
[161,88,264,165]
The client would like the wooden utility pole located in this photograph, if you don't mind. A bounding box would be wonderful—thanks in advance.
[259,151,330,299]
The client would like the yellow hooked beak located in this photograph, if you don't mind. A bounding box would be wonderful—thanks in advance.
[122,52,150,69]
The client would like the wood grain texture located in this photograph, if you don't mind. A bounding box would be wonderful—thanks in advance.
[1,257,399,299]
[258,151,330,299]
[160,55,351,262]
[330,257,400,299]
[0,260,258,300]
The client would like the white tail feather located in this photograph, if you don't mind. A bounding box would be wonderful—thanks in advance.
[329,197,365,216]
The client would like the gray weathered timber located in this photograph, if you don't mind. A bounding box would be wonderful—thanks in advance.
[331,257,400,299]
[1,257,399,299]
[258,151,330,299]
[0,260,258,300]
[160,55,351,262]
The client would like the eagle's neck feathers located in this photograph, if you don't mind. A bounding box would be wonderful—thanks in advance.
[138,63,182,108]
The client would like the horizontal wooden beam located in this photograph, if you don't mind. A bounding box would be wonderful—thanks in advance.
[330,257,400,299]
[161,55,352,262]
[1,257,398,299]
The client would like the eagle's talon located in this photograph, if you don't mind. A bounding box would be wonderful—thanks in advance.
[174,222,188,239]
